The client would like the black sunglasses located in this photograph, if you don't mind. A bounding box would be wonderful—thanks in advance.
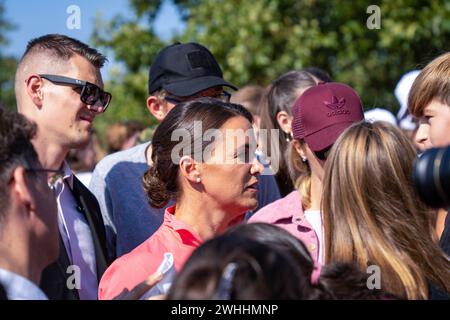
[39,74,112,112]
[164,91,231,104]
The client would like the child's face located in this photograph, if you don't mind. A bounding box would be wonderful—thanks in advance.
[416,99,450,148]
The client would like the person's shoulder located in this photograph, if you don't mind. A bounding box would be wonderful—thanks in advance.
[249,191,301,223]
[98,237,158,299]
[95,142,150,171]
[91,142,151,186]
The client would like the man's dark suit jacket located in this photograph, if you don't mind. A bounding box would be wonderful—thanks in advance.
[39,176,114,300]
[0,283,7,300]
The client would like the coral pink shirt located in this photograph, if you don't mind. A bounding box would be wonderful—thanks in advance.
[98,205,201,299]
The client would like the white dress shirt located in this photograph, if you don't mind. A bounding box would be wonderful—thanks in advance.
[0,268,48,300]
[55,162,98,300]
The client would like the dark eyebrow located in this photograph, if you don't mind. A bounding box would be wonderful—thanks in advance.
[234,143,249,155]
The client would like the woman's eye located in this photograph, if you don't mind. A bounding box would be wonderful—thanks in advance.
[236,150,253,163]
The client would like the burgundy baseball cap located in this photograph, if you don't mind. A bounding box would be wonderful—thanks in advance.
[291,82,364,151]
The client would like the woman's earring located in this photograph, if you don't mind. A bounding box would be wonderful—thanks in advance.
[285,132,293,142]
[196,177,201,183]
[301,157,307,162]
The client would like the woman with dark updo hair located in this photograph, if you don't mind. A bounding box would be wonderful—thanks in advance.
[98,98,264,299]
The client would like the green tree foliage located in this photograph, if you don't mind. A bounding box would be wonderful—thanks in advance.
[0,1,17,110]
[92,0,450,133]
[175,0,450,109]
[91,6,166,136]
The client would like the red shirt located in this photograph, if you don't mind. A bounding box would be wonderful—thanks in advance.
[98,205,202,299]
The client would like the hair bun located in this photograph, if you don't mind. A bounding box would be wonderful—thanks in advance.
[142,166,170,208]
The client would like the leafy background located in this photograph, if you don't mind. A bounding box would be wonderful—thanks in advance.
[1,0,450,142]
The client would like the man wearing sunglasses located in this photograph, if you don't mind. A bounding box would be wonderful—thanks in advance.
[15,34,112,300]
[89,42,282,262]
[0,107,59,300]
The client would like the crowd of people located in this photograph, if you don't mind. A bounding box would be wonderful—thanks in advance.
[0,33,449,300]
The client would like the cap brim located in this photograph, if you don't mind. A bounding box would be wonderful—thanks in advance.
[304,121,355,152]
[163,76,238,97]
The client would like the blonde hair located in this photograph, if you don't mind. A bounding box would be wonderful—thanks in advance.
[409,52,450,117]
[322,121,450,299]
[288,140,312,210]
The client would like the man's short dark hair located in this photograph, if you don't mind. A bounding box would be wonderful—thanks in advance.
[21,34,107,68]
[0,106,39,219]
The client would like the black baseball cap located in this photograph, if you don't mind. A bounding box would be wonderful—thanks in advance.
[148,42,238,96]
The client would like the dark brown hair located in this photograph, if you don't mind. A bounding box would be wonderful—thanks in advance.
[167,234,309,299]
[168,223,391,300]
[259,70,316,196]
[21,34,107,68]
[302,67,333,83]
[0,107,39,219]
[228,223,393,299]
[142,98,253,208]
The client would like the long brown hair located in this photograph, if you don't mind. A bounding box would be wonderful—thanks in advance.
[322,121,450,299]
[259,70,316,196]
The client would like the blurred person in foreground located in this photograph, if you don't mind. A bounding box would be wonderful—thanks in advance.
[169,223,391,300]
[0,107,58,300]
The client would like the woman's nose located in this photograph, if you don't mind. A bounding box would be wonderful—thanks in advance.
[250,156,264,175]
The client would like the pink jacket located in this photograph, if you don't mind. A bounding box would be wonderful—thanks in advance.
[248,190,322,281]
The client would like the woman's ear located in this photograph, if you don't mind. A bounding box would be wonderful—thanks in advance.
[293,140,307,162]
[179,156,201,183]
[276,111,292,135]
